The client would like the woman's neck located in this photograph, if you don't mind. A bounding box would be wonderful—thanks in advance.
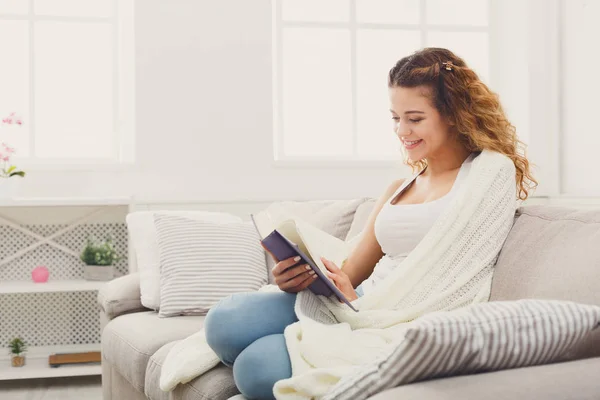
[422,147,471,178]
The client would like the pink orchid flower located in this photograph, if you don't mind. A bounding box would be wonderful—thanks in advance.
[2,143,15,154]
[1,112,23,125]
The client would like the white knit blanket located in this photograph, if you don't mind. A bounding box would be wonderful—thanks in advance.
[160,149,518,399]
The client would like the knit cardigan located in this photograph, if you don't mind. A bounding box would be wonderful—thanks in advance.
[160,149,519,400]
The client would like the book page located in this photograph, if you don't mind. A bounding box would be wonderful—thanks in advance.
[253,203,353,275]
[294,219,352,275]
[251,211,275,239]
[251,203,302,239]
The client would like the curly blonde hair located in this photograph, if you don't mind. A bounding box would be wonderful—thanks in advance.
[388,47,537,201]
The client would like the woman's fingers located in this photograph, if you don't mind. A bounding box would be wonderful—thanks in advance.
[292,273,318,292]
[272,256,302,277]
[326,271,342,286]
[279,270,316,291]
[321,257,341,273]
[277,264,312,283]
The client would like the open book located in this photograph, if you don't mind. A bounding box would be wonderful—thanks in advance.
[250,205,359,312]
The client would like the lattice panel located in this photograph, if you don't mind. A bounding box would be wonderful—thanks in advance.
[0,223,128,281]
[0,291,100,347]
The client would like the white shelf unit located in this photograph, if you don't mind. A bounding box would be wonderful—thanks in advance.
[0,280,108,294]
[0,197,132,380]
[0,344,101,380]
[0,196,134,208]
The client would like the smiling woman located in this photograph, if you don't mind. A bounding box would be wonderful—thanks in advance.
[196,47,538,400]
[387,47,537,201]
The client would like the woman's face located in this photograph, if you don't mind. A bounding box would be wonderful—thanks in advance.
[388,85,455,161]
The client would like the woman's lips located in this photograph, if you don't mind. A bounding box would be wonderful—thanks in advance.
[403,139,423,150]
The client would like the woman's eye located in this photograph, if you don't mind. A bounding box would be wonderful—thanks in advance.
[409,119,423,123]
[391,117,400,121]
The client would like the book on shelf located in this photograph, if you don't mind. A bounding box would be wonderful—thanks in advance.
[250,204,358,312]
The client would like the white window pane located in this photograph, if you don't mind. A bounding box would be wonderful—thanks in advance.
[0,0,29,14]
[0,21,30,157]
[282,0,349,22]
[562,0,600,195]
[427,0,488,26]
[356,0,420,25]
[427,32,489,83]
[35,0,111,18]
[281,28,352,157]
[357,30,421,158]
[35,22,114,158]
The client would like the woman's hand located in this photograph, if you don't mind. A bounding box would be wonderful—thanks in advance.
[264,244,318,293]
[321,256,358,302]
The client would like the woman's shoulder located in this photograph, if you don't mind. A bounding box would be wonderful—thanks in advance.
[380,179,406,204]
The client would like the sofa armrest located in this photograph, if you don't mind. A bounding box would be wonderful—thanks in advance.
[97,272,149,321]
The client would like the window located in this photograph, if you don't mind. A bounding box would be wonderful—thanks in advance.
[0,0,134,169]
[273,0,490,164]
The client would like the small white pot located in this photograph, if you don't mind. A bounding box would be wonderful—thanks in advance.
[83,265,114,281]
[0,178,21,199]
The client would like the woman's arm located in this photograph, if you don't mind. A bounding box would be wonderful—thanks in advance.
[343,179,406,289]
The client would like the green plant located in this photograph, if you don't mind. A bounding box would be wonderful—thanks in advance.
[80,235,121,266]
[8,337,26,355]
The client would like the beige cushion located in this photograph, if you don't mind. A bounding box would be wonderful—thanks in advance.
[490,205,600,358]
[262,198,371,284]
[369,357,600,400]
[326,299,600,400]
[102,311,205,392]
[146,341,239,400]
[98,273,148,320]
[345,199,376,241]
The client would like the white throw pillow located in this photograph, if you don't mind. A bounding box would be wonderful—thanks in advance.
[154,214,267,318]
[126,210,242,310]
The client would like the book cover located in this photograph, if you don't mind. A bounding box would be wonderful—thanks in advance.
[251,213,358,312]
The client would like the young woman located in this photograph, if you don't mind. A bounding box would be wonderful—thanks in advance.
[204,47,537,400]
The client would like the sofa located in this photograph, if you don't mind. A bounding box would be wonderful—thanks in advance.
[98,199,600,400]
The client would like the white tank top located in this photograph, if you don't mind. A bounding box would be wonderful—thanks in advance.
[360,152,478,294]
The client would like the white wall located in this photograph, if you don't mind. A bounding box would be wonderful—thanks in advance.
[14,0,600,204]
[16,0,402,202]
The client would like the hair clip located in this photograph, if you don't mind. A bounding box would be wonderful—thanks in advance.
[442,61,454,71]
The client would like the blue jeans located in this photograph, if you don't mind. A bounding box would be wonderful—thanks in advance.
[204,285,365,400]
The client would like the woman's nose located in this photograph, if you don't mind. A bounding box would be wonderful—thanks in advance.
[395,121,411,137]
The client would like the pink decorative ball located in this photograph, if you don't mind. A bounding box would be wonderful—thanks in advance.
[32,266,49,283]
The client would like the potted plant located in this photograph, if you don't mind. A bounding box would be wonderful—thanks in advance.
[80,235,121,281]
[0,112,26,198]
[8,337,27,367]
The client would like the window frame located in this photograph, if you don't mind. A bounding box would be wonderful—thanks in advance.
[0,0,135,171]
[271,0,491,169]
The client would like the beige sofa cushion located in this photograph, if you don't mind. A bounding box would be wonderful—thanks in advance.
[345,199,376,241]
[102,311,205,392]
[490,205,600,358]
[370,357,600,400]
[146,341,239,400]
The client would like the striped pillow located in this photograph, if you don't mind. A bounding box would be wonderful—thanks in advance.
[324,299,600,400]
[154,214,267,318]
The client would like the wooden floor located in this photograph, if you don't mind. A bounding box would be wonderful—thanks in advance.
[0,376,102,400]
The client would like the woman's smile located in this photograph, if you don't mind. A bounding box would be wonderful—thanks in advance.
[403,139,423,149]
